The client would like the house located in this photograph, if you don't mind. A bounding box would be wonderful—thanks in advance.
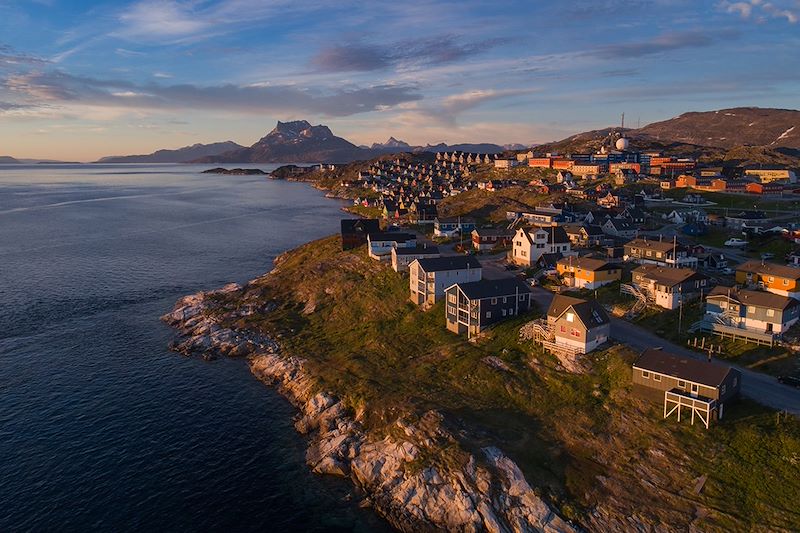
[631,264,710,309]
[433,217,476,237]
[601,218,639,239]
[744,168,797,184]
[632,349,740,428]
[391,245,440,272]
[735,260,800,299]
[617,206,647,224]
[471,228,513,251]
[696,252,728,271]
[556,256,622,289]
[445,278,533,337]
[584,210,612,225]
[546,295,611,354]
[511,226,572,266]
[409,256,482,306]
[705,286,800,335]
[367,232,417,261]
[563,224,605,247]
[340,218,381,250]
[623,238,698,269]
[725,211,766,230]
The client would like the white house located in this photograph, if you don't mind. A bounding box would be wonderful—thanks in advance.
[367,232,417,261]
[511,226,572,267]
[409,256,482,306]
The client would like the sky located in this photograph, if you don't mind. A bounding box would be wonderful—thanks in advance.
[0,0,799,161]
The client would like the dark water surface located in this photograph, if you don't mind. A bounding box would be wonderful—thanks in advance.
[0,164,389,532]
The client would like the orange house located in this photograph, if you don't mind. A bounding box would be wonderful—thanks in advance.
[736,260,800,300]
[556,256,622,290]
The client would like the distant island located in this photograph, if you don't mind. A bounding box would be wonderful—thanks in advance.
[201,167,267,175]
[96,141,245,164]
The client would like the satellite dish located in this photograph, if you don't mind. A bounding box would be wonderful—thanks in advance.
[615,137,630,150]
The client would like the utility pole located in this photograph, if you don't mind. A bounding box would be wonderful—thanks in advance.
[678,284,683,335]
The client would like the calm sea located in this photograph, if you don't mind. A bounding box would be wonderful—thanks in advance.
[0,164,389,532]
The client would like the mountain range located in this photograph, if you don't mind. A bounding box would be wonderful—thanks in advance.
[96,141,245,163]
[0,156,20,164]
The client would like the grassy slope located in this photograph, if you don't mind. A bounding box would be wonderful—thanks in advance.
[213,236,800,530]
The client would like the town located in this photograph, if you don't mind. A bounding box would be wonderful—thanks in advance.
[337,131,800,430]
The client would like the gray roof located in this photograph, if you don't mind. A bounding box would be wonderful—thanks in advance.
[415,255,481,272]
[393,245,440,256]
[368,232,416,242]
[707,286,798,310]
[634,349,737,388]
[453,278,532,300]
[547,295,610,328]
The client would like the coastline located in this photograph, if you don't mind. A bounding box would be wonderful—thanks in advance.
[162,282,576,532]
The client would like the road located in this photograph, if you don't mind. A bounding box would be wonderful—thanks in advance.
[527,287,800,415]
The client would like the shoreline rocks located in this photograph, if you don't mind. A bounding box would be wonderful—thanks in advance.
[163,287,578,533]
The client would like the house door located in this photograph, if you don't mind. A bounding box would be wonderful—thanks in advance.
[690,383,699,398]
[766,323,773,333]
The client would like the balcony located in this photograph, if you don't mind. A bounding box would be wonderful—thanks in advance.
[664,389,717,429]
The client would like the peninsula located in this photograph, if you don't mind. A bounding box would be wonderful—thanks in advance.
[164,115,800,530]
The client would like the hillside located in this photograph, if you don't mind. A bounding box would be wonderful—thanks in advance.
[533,107,800,168]
[0,155,20,164]
[191,235,800,531]
[639,107,800,149]
[96,141,244,163]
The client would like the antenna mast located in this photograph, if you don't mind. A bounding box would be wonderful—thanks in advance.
[621,112,625,129]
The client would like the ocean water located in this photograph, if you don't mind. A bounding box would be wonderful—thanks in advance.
[0,164,390,532]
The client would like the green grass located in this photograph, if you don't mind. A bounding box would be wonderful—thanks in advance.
[210,236,800,531]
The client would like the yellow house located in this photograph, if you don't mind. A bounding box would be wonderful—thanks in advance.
[556,256,621,289]
[736,260,800,300]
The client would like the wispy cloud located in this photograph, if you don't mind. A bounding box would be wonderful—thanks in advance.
[589,30,730,59]
[718,0,798,23]
[309,35,505,73]
[4,70,422,117]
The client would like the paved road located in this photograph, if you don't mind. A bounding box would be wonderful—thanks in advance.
[529,287,800,415]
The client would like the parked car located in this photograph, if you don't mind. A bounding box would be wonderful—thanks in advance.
[760,252,775,260]
[721,267,734,275]
[724,238,748,248]
[778,375,800,388]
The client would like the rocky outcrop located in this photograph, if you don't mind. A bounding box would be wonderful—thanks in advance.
[163,288,578,533]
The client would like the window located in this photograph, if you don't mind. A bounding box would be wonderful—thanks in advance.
[486,311,492,318]
[784,279,790,286]
[691,383,699,393]
[678,380,686,388]
[721,384,727,395]
[560,325,566,332]
[509,308,514,315]
[448,293,457,304]
[748,306,755,314]
[519,295,525,301]
[447,305,456,315]
[502,309,507,317]
[653,374,661,382]
[734,377,738,387]
[502,297,507,304]
[491,298,497,305]
[767,309,775,317]
[641,370,650,379]
[566,312,574,322]
[768,276,774,283]
[571,328,580,337]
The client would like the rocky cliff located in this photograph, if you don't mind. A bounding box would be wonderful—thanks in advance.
[162,283,577,533]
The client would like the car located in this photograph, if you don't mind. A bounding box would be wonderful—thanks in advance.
[777,375,800,388]
[721,267,734,275]
[760,252,775,260]
[542,268,559,277]
[504,263,518,271]
[724,238,748,248]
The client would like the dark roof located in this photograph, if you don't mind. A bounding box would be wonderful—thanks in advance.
[453,278,532,300]
[547,295,610,327]
[341,218,380,235]
[707,286,798,310]
[556,256,615,271]
[634,349,736,388]
[368,232,416,242]
[472,227,512,237]
[625,238,686,253]
[393,245,440,256]
[540,226,570,244]
[415,255,481,272]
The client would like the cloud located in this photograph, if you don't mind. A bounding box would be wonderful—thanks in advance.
[117,1,211,41]
[309,35,505,73]
[441,88,536,114]
[718,0,798,23]
[4,70,422,117]
[0,44,48,69]
[589,30,725,59]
